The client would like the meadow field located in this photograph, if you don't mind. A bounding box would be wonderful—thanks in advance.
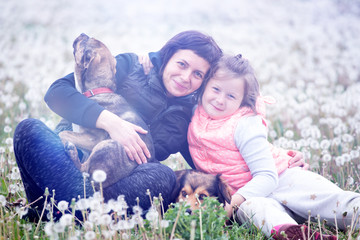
[0,0,360,239]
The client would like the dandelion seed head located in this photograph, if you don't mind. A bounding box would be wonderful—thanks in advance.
[132,205,143,216]
[0,195,7,206]
[99,214,112,225]
[59,214,73,227]
[4,126,12,133]
[320,139,331,149]
[92,169,107,183]
[350,150,359,159]
[160,220,170,228]
[84,231,96,240]
[75,198,89,210]
[88,211,101,224]
[83,221,94,231]
[16,207,28,218]
[5,137,13,145]
[321,153,332,162]
[284,130,294,139]
[145,207,158,222]
[57,200,69,211]
[44,222,55,237]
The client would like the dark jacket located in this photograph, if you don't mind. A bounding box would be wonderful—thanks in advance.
[44,51,195,166]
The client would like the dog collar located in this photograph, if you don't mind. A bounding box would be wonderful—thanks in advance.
[83,88,114,97]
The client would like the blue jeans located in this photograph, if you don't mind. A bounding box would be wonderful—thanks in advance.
[13,118,176,214]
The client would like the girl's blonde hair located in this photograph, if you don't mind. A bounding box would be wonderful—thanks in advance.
[199,54,260,113]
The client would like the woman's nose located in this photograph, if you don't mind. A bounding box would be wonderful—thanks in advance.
[181,69,192,83]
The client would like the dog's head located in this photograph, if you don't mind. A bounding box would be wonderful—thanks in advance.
[172,169,231,211]
[72,33,117,92]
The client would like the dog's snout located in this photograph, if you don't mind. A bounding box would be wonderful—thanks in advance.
[185,208,192,215]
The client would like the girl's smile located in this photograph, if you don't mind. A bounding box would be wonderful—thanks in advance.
[201,72,245,119]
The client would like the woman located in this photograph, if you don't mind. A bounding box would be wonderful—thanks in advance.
[13,30,222,219]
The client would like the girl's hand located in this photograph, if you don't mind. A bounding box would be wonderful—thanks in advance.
[138,54,153,75]
[287,150,309,170]
[96,110,151,164]
[225,194,245,218]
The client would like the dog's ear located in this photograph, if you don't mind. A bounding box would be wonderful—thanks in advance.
[82,50,95,69]
[170,170,190,203]
[216,174,232,205]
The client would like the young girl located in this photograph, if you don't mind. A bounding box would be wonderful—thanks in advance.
[187,54,359,239]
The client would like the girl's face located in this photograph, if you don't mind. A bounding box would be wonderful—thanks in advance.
[201,70,245,119]
[162,49,210,97]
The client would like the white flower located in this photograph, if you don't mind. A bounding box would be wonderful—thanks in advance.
[75,198,89,211]
[321,154,331,163]
[44,222,55,237]
[60,214,73,226]
[145,207,159,222]
[3,126,12,133]
[160,220,170,228]
[320,139,330,149]
[92,170,107,183]
[284,130,294,139]
[84,231,96,240]
[0,195,7,206]
[57,200,69,211]
[99,214,112,225]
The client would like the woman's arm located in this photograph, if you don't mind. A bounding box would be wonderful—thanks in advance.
[44,73,104,128]
[96,110,150,164]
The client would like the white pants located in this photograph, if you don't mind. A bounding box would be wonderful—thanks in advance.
[236,167,360,236]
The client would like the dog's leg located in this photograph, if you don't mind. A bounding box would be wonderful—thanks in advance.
[63,141,82,170]
[81,139,139,189]
[59,130,105,152]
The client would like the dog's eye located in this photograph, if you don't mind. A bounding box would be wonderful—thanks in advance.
[198,194,208,200]
[181,191,188,197]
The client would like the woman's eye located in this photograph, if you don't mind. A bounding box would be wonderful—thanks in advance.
[181,191,187,197]
[177,62,185,68]
[194,71,203,79]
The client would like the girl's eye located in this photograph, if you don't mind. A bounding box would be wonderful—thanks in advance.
[181,191,188,197]
[228,94,236,99]
[212,87,219,92]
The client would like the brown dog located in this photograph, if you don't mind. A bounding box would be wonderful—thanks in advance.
[59,33,155,188]
[172,169,231,210]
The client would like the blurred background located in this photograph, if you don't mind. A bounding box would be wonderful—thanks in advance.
[1,0,360,173]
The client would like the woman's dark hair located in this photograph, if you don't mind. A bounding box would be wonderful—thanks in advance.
[159,30,223,76]
[200,54,260,113]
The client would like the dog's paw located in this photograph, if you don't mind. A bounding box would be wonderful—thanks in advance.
[64,141,76,151]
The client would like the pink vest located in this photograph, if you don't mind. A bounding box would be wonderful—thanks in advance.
[188,103,290,195]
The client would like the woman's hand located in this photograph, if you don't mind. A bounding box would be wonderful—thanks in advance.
[96,110,151,164]
[287,150,309,170]
[138,54,153,75]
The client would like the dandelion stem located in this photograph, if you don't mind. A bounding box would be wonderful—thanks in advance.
[35,188,49,234]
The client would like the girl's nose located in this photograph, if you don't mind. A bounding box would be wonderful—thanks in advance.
[215,94,225,105]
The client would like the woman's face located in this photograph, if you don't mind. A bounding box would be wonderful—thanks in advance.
[162,49,210,97]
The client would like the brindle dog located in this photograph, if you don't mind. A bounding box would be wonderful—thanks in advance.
[59,33,155,188]
[172,169,231,210]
